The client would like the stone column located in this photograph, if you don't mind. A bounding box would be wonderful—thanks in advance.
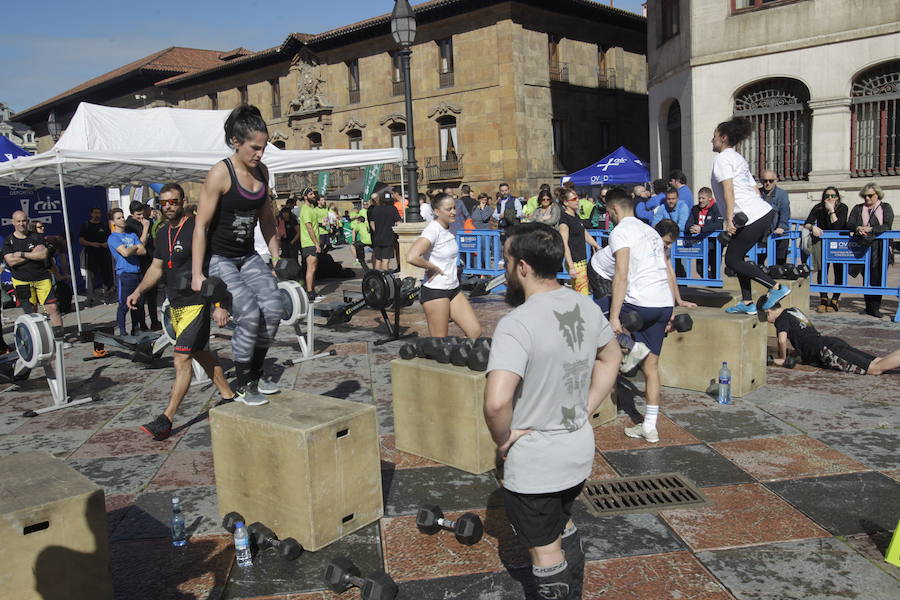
[393,221,427,279]
[807,97,852,183]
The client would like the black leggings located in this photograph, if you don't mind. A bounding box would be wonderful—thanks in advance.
[724,211,777,302]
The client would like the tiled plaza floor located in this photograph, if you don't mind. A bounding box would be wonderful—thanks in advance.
[1,250,898,599]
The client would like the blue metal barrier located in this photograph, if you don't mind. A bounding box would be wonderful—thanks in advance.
[671,233,724,287]
[458,230,503,275]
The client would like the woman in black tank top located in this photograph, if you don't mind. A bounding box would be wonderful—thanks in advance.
[191,105,284,403]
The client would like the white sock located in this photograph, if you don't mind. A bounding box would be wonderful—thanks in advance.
[643,405,659,433]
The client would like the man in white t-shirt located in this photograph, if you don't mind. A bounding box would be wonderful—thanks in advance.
[485,222,620,600]
[603,187,675,443]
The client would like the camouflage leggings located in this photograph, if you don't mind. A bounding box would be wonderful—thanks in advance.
[818,336,875,375]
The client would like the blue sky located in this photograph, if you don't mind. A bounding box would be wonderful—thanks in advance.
[1,0,645,114]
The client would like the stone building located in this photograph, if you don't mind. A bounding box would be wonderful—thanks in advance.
[15,0,649,198]
[646,0,900,212]
[0,102,37,154]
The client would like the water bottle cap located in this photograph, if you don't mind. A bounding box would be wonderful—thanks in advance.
[235,521,244,528]
[172,497,180,503]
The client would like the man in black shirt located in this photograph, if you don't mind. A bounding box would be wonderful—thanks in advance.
[280,197,300,259]
[369,191,401,270]
[126,184,237,440]
[2,211,64,339]
[78,207,113,305]
[459,184,476,214]
[125,201,161,331]
[759,300,899,375]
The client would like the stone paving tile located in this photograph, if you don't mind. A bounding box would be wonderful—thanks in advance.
[178,420,212,451]
[584,551,735,600]
[764,472,900,536]
[379,434,442,470]
[0,429,94,458]
[67,453,168,496]
[381,465,500,517]
[11,404,123,434]
[588,451,619,480]
[594,415,700,452]
[222,522,382,599]
[883,469,900,484]
[710,435,870,481]
[0,411,26,435]
[764,367,900,405]
[110,533,233,600]
[696,538,900,600]
[387,567,537,600]
[382,506,529,582]
[666,405,802,442]
[842,532,900,581]
[147,450,216,490]
[107,393,209,428]
[813,429,900,470]
[71,426,184,458]
[106,492,136,538]
[659,388,720,412]
[755,403,893,434]
[112,485,219,542]
[603,444,755,488]
[570,503,687,560]
[659,484,829,552]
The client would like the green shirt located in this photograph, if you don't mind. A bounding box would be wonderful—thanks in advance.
[352,220,372,245]
[523,195,539,217]
[578,197,594,221]
[300,204,317,248]
[315,206,329,235]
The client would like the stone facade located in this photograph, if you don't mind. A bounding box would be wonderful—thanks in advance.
[647,0,900,218]
[0,103,37,154]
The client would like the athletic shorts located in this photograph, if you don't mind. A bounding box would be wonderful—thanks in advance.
[597,297,673,356]
[13,277,57,307]
[301,246,318,259]
[373,245,394,260]
[570,260,589,295]
[169,304,210,354]
[504,481,585,549]
[420,285,460,304]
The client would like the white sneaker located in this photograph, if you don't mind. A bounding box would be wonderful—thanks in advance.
[620,342,650,374]
[256,378,279,395]
[624,424,659,443]
[234,382,269,406]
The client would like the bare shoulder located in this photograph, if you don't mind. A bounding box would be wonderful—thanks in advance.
[204,161,231,192]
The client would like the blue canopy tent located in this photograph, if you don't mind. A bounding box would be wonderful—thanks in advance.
[0,137,30,162]
[561,146,650,187]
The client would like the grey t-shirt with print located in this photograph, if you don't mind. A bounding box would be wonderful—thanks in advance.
[487,286,614,494]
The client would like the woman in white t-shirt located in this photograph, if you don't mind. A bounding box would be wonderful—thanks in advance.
[711,117,791,314]
[406,193,482,338]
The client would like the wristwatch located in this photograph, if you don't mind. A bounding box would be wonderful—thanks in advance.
[18,251,24,259]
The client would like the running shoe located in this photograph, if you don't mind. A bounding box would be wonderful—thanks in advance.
[92,348,109,358]
[256,378,280,395]
[725,302,757,315]
[140,414,172,441]
[761,284,791,310]
[619,342,650,374]
[234,382,268,406]
[624,423,659,443]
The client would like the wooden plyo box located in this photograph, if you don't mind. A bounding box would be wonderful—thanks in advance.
[392,358,496,474]
[658,306,766,397]
[210,391,382,551]
[0,452,113,600]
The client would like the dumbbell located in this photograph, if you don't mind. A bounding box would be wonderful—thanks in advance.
[766,264,785,279]
[324,556,398,600]
[467,339,490,372]
[222,511,245,534]
[781,265,799,280]
[416,504,484,545]
[434,342,453,364]
[767,354,796,369]
[176,272,229,304]
[450,339,476,367]
[620,312,644,332]
[795,264,810,278]
[247,522,303,562]
[274,258,302,280]
[399,343,417,360]
[671,313,693,332]
[717,212,748,245]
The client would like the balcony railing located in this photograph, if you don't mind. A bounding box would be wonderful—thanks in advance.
[439,71,455,88]
[274,172,315,194]
[348,88,360,104]
[550,62,569,83]
[598,68,617,89]
[392,80,405,96]
[425,155,463,182]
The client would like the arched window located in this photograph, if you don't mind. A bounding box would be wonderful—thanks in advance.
[347,129,362,150]
[437,116,458,161]
[389,123,407,160]
[308,132,322,150]
[272,140,286,150]
[734,78,811,180]
[851,60,900,177]
[666,100,682,174]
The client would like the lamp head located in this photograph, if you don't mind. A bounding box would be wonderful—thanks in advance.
[391,0,417,47]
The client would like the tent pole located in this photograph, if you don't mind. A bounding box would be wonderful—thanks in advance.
[56,163,83,334]
[399,160,406,223]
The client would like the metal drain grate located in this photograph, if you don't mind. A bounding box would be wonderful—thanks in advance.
[579,472,709,517]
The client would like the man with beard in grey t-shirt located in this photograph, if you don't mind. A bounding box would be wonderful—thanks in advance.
[484,222,621,600]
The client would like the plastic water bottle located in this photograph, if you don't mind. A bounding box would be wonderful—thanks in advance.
[717,362,732,405]
[234,521,253,567]
[171,497,186,547]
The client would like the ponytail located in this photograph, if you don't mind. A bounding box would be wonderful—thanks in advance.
[224,104,268,148]
[715,117,753,147]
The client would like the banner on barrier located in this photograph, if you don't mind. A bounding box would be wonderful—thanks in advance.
[824,239,867,262]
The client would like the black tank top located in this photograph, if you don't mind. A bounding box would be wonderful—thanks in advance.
[208,158,267,257]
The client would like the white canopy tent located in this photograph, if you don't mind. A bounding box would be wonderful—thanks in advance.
[0,103,402,332]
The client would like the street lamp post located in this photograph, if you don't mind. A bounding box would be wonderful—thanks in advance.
[47,111,62,141]
[391,0,422,223]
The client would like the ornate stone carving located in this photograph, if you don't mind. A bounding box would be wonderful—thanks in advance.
[270,130,289,143]
[379,113,407,127]
[427,101,462,120]
[288,53,331,114]
[339,117,367,133]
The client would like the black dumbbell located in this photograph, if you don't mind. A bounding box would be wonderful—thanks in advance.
[795,264,810,278]
[767,264,786,279]
[222,511,245,534]
[324,556,398,600]
[476,337,492,348]
[717,212,748,245]
[247,522,303,562]
[620,312,644,332]
[434,343,453,364]
[467,340,490,372]
[450,344,470,367]
[724,266,736,278]
[767,354,796,369]
[176,272,229,304]
[274,258,302,280]
[416,505,483,545]
[671,314,693,332]
[420,337,445,360]
[399,343,417,360]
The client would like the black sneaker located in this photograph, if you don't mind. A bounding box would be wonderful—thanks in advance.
[140,414,172,441]
[216,395,236,407]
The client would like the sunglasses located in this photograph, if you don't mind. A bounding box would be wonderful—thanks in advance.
[864,193,878,199]
[824,194,839,199]
[159,198,183,206]
[763,179,776,183]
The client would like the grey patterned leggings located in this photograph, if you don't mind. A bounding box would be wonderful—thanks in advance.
[209,253,282,363]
